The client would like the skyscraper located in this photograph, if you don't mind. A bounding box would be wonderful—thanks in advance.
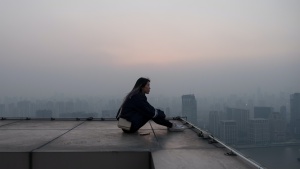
[219,120,237,145]
[248,118,270,145]
[254,107,273,119]
[0,104,5,116]
[209,111,220,137]
[269,112,286,142]
[17,100,32,117]
[280,105,287,122]
[182,94,197,125]
[290,93,300,138]
[225,107,249,144]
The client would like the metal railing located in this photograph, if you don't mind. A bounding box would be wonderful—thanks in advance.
[176,117,265,169]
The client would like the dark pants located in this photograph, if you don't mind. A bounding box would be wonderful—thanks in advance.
[122,114,172,133]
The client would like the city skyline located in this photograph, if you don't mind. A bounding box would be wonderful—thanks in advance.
[1,92,299,148]
[1,92,297,117]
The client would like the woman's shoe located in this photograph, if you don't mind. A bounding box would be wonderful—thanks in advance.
[168,123,185,132]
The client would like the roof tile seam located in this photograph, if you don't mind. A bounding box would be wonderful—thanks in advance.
[148,121,160,146]
[0,121,20,128]
[30,121,86,152]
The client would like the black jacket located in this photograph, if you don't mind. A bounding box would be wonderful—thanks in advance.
[116,93,164,122]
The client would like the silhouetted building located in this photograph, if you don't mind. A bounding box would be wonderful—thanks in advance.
[55,101,65,116]
[36,110,53,118]
[254,107,273,119]
[8,103,17,117]
[60,111,97,118]
[209,111,220,137]
[225,107,249,144]
[0,104,5,116]
[290,93,300,138]
[17,100,32,117]
[182,94,197,125]
[102,110,117,118]
[269,112,286,142]
[46,101,54,112]
[280,105,287,122]
[75,99,89,112]
[248,118,270,145]
[65,101,75,113]
[219,120,237,145]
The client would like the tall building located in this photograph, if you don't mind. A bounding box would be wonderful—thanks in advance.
[36,110,53,118]
[254,107,273,119]
[182,94,197,125]
[248,118,270,145]
[17,100,32,117]
[65,101,75,114]
[219,120,237,145]
[46,101,55,112]
[269,112,286,142]
[280,105,287,122]
[225,107,249,144]
[8,103,17,117]
[75,99,89,112]
[102,110,116,118]
[209,111,220,137]
[290,93,300,138]
[0,104,5,116]
[55,101,65,117]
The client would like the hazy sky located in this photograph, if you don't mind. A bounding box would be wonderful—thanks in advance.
[1,0,299,98]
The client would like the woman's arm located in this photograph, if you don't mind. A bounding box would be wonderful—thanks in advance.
[134,94,165,119]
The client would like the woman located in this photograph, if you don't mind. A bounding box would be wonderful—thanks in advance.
[116,77,185,133]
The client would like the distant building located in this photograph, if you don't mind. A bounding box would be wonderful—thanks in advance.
[0,104,5,116]
[225,107,249,144]
[45,101,55,113]
[8,103,17,117]
[219,120,237,145]
[60,111,97,118]
[75,99,89,113]
[290,93,300,138]
[269,112,287,142]
[65,101,75,113]
[102,110,117,118]
[254,107,273,119]
[248,118,270,145]
[209,111,220,137]
[17,100,32,117]
[182,94,197,125]
[55,101,65,116]
[279,105,287,122]
[36,110,53,118]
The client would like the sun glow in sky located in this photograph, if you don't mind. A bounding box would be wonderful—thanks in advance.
[0,0,299,97]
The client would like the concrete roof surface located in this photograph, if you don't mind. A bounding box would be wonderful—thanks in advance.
[0,120,257,169]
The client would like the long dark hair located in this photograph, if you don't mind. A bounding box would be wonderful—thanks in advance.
[122,77,150,106]
[116,77,150,119]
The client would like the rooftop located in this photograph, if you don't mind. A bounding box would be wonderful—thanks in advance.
[0,118,261,169]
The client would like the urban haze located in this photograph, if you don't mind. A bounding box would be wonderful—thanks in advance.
[1,1,300,169]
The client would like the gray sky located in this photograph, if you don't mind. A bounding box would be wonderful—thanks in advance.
[1,0,299,98]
